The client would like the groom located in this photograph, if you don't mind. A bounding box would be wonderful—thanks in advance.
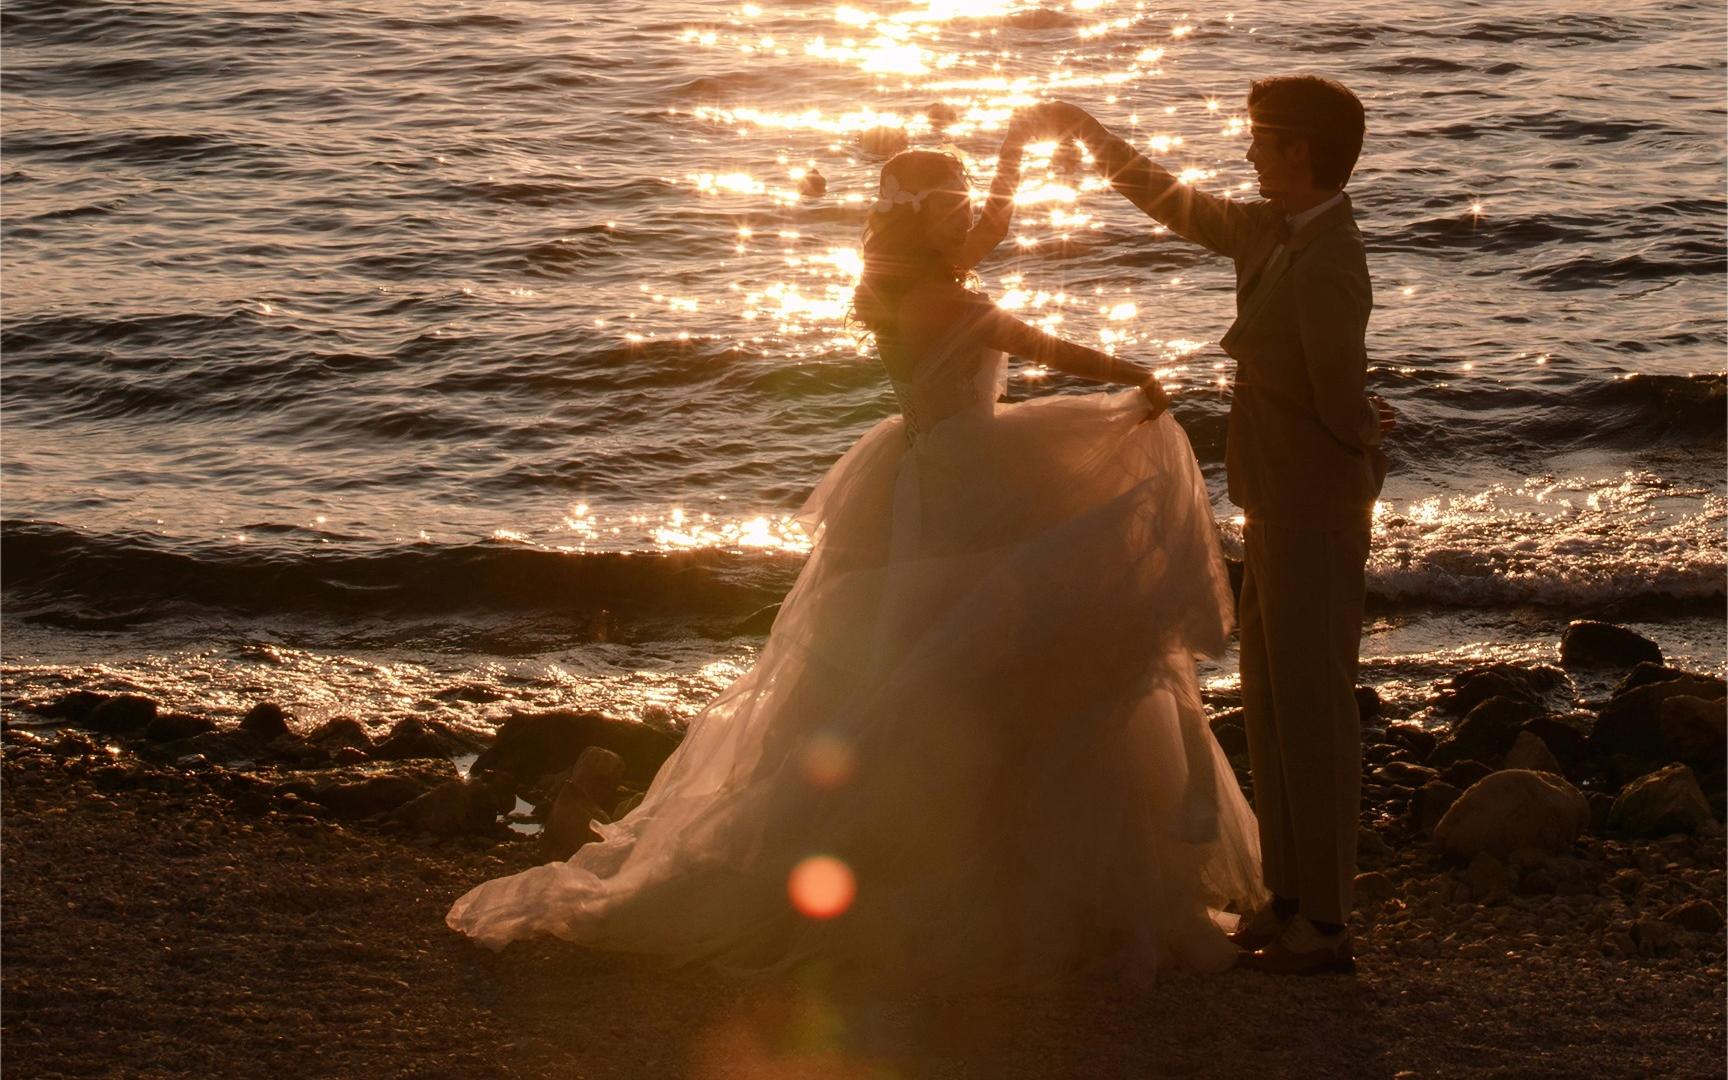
[1034,77,1387,975]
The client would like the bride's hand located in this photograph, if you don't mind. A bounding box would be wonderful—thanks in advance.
[1139,375,1171,420]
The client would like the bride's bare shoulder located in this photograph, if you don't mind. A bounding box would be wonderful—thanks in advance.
[895,280,992,340]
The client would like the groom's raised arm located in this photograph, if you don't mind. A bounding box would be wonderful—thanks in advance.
[1039,102,1259,260]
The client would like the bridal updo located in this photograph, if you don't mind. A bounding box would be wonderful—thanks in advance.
[851,149,977,342]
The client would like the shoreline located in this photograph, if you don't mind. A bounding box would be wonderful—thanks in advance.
[3,621,1725,1077]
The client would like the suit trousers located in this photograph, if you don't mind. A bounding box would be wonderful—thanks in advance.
[1237,517,1370,926]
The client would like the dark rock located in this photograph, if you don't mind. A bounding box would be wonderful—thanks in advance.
[566,747,625,807]
[1662,898,1725,934]
[370,717,454,762]
[306,717,374,754]
[1356,826,1393,866]
[1441,759,1495,790]
[473,711,678,792]
[390,772,515,837]
[169,729,270,765]
[1658,695,1726,768]
[1430,696,1542,767]
[240,702,291,740]
[1439,664,1569,715]
[542,784,608,860]
[1434,769,1589,859]
[1383,722,1437,761]
[1587,791,1614,833]
[1353,870,1395,902]
[1520,715,1591,774]
[1608,763,1714,837]
[143,712,216,743]
[35,690,109,724]
[734,603,781,637]
[1503,730,1563,774]
[282,761,455,820]
[1593,673,1727,763]
[1371,761,1438,787]
[333,746,370,766]
[86,695,157,734]
[1211,721,1248,758]
[1615,662,1689,696]
[1459,851,1513,902]
[1560,621,1663,671]
[1354,686,1382,726]
[1409,780,1463,836]
[613,791,645,819]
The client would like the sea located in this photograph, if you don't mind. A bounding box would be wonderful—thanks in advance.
[3,0,1723,736]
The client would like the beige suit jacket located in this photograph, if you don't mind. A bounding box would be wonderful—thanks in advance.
[1089,138,1388,527]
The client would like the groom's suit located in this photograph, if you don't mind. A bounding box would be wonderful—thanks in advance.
[1087,138,1386,926]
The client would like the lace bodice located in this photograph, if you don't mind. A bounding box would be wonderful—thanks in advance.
[882,321,1009,442]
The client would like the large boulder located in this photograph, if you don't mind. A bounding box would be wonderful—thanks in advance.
[390,772,515,837]
[1433,769,1589,859]
[1607,764,1715,837]
[1408,779,1463,836]
[143,712,216,742]
[1592,672,1727,762]
[371,717,456,762]
[240,702,292,740]
[306,717,374,755]
[1560,621,1663,672]
[473,711,678,792]
[35,690,110,724]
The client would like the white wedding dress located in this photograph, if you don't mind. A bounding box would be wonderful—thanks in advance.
[448,311,1265,990]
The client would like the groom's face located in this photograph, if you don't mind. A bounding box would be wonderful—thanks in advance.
[1245,120,1310,202]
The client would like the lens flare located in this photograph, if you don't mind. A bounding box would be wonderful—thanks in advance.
[799,731,855,788]
[788,855,856,919]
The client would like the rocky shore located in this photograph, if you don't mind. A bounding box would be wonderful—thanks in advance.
[3,618,1724,1078]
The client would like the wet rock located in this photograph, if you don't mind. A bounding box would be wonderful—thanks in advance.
[390,772,515,838]
[332,746,370,766]
[281,761,455,820]
[1592,672,1727,762]
[86,695,157,734]
[1430,697,1543,767]
[926,102,959,127]
[307,717,374,754]
[1357,826,1394,865]
[1615,661,1690,696]
[168,729,270,766]
[473,711,678,793]
[1608,763,1714,837]
[35,690,109,724]
[797,168,826,198]
[1662,898,1725,934]
[1559,621,1663,672]
[1587,791,1614,833]
[1630,916,1677,956]
[1434,769,1589,859]
[1520,714,1591,774]
[143,712,216,743]
[1382,722,1437,762]
[1354,686,1383,726]
[239,703,291,740]
[370,718,454,762]
[1658,695,1726,768]
[1439,663,1569,715]
[1503,730,1563,775]
[1409,780,1463,836]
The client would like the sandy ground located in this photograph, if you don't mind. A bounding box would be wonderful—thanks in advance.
[3,743,1723,1080]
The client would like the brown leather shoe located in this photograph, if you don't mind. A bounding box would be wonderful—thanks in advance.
[1227,906,1286,952]
[1235,915,1356,976]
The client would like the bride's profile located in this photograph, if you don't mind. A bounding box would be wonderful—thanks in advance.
[448,118,1265,990]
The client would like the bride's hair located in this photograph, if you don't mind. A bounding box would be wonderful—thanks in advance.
[850,149,976,342]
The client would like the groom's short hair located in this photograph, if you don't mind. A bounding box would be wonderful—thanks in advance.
[1247,76,1364,190]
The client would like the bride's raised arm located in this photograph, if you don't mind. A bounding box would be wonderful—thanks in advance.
[957,111,1033,271]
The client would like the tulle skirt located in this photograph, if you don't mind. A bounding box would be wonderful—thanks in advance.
[448,388,1265,991]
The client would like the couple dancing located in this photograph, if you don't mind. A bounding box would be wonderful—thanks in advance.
[449,76,1390,986]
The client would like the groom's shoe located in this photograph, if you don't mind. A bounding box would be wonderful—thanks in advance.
[1235,916,1355,976]
[1227,906,1285,952]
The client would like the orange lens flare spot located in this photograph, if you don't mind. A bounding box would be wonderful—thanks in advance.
[799,732,855,788]
[788,856,856,919]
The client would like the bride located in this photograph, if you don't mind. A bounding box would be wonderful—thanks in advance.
[448,118,1265,990]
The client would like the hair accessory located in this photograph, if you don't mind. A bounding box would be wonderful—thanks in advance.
[870,174,932,216]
